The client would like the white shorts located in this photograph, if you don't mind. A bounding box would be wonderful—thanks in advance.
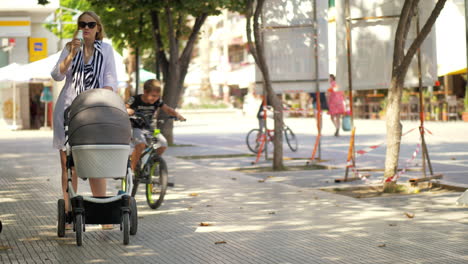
[131,128,168,148]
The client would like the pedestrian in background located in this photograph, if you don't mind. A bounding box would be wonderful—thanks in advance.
[51,11,118,221]
[327,74,345,137]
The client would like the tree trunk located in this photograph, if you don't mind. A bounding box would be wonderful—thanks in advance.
[247,0,284,170]
[384,77,404,191]
[383,0,446,190]
[149,7,207,145]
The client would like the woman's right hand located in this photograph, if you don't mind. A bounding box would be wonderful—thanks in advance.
[69,31,82,57]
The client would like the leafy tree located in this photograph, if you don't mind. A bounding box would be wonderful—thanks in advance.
[84,0,243,144]
[43,1,91,41]
[384,0,446,190]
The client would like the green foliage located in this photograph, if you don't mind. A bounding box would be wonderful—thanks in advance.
[42,0,93,40]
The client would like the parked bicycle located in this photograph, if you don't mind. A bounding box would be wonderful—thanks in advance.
[122,113,181,209]
[246,124,298,153]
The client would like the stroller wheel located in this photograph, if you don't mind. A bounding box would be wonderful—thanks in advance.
[122,212,130,245]
[57,199,66,237]
[75,214,83,246]
[130,197,138,235]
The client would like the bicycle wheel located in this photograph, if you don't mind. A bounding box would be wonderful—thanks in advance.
[246,129,264,153]
[284,127,298,152]
[145,158,168,209]
[129,197,138,235]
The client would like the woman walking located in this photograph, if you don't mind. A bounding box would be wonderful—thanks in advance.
[327,74,346,137]
[51,11,118,223]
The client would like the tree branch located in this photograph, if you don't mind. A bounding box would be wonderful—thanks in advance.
[150,10,168,80]
[175,13,183,42]
[253,0,266,72]
[245,0,259,63]
[393,0,417,72]
[400,0,447,76]
[165,4,178,63]
[179,13,208,64]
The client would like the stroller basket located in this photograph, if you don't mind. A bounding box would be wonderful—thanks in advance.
[66,89,131,179]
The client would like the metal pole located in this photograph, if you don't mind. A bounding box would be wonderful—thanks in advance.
[416,9,427,178]
[261,8,269,161]
[313,0,322,160]
[344,0,355,179]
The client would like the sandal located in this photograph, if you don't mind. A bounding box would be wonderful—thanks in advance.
[101,224,114,230]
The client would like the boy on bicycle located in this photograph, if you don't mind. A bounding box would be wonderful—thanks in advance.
[126,79,185,172]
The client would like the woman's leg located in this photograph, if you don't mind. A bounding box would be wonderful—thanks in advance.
[336,114,341,129]
[59,150,77,212]
[89,179,107,197]
[331,115,340,136]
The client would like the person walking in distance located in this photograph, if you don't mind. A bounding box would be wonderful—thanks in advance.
[327,74,346,137]
[51,11,118,225]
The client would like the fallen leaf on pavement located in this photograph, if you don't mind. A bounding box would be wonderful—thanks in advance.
[452,157,457,160]
[268,211,276,215]
[377,243,386,248]
[0,245,12,250]
[206,205,213,207]
[200,222,213,226]
[215,241,227,245]
[266,176,274,179]
[189,193,199,197]
[231,177,237,180]
[404,212,415,218]
[258,179,265,183]
[187,206,193,210]
[389,223,397,227]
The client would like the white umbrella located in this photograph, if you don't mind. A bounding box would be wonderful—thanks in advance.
[0,63,30,129]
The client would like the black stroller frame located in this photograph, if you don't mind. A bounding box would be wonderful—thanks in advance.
[57,89,138,246]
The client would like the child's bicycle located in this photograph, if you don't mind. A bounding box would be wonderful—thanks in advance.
[246,125,298,153]
[122,113,181,209]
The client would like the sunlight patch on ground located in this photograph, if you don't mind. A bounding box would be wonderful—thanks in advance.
[121,249,158,257]
[344,209,397,220]
[138,207,189,216]
[0,197,17,203]
[0,153,22,158]
[196,224,265,233]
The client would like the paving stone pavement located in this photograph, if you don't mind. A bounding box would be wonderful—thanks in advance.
[1,127,468,263]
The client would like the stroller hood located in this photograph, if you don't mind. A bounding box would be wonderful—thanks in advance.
[67,89,131,146]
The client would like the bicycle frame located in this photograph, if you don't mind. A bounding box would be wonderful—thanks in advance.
[136,129,162,176]
[262,125,291,141]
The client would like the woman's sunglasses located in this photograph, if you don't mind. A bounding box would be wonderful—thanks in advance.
[78,21,97,29]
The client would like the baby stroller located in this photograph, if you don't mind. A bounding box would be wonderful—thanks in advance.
[57,89,138,246]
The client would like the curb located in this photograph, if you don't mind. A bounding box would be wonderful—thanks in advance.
[432,180,468,192]
[179,108,242,114]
